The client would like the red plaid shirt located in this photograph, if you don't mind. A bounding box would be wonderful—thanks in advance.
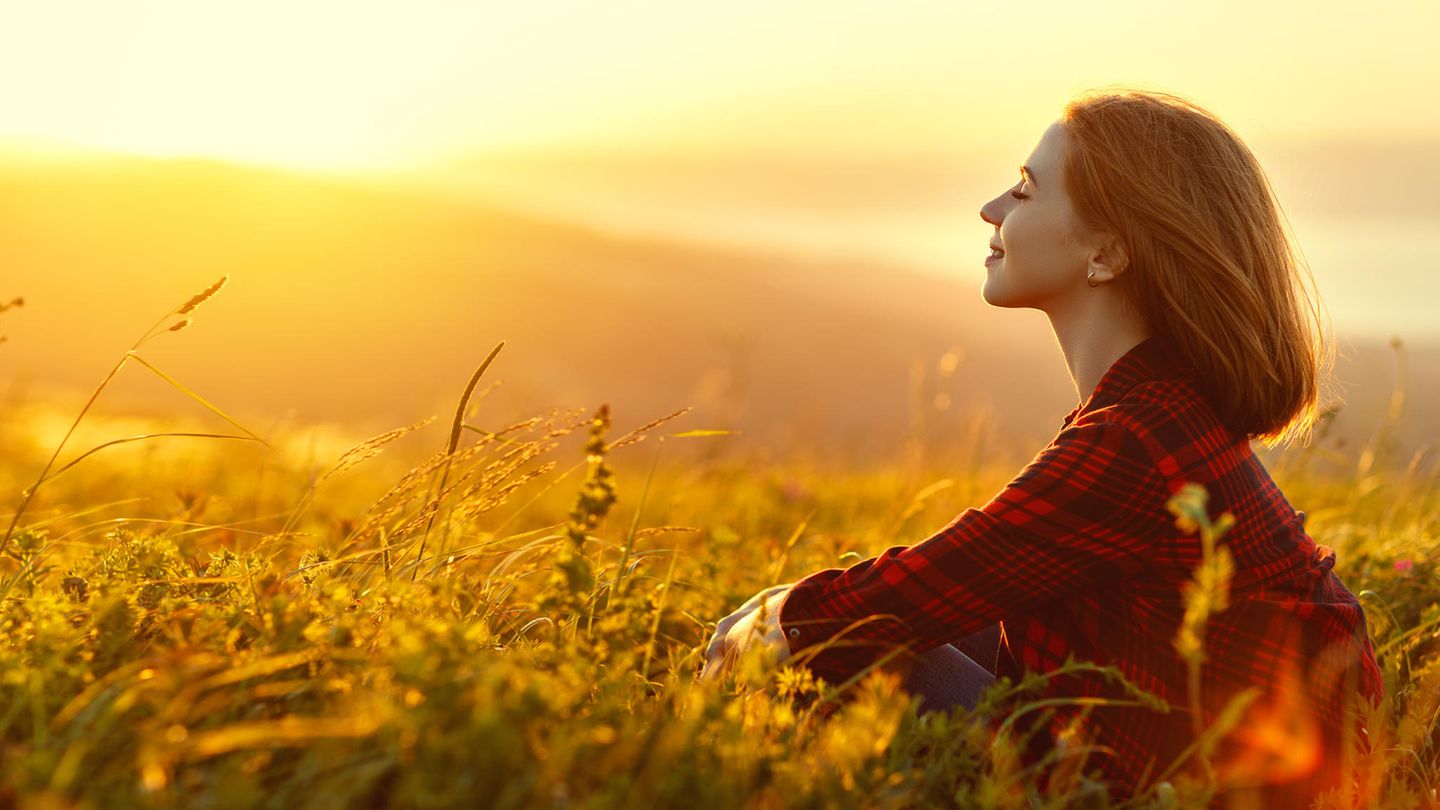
[779,337,1383,800]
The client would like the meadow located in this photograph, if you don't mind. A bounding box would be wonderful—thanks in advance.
[1,280,1438,809]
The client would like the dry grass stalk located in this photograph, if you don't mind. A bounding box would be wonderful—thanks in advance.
[632,526,701,539]
[462,415,544,443]
[452,442,553,505]
[453,463,558,523]
[337,445,487,550]
[610,406,694,450]
[338,419,543,549]
[319,416,436,486]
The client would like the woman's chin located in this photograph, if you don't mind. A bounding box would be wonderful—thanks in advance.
[980,278,1011,308]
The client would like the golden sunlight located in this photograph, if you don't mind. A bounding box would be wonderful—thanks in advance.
[2,0,1436,171]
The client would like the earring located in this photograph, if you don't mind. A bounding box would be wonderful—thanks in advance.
[1087,271,1100,288]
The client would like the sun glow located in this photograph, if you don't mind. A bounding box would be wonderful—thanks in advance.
[2,0,1435,173]
[0,0,601,171]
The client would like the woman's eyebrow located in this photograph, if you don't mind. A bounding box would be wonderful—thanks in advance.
[1020,165,1038,187]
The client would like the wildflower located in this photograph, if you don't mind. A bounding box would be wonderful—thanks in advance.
[1166,482,1208,534]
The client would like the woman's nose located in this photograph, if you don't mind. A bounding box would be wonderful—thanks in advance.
[980,188,1016,227]
[979,196,1004,227]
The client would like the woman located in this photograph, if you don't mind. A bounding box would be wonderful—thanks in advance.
[701,89,1384,804]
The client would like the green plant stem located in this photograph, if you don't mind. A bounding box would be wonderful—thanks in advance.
[613,437,664,600]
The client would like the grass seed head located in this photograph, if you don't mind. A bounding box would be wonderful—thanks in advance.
[176,275,229,315]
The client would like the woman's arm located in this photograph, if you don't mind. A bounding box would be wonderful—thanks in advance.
[779,413,1173,686]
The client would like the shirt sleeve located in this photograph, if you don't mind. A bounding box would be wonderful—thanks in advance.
[777,413,1172,686]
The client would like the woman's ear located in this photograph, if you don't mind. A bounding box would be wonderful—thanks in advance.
[1085,234,1129,285]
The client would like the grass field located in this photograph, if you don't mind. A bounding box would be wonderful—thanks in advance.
[1,283,1437,809]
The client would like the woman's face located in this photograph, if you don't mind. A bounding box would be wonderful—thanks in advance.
[978,121,1096,311]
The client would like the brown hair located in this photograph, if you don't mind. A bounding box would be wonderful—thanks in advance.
[1060,88,1333,448]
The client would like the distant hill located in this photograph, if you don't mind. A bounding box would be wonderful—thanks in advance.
[1,148,1433,470]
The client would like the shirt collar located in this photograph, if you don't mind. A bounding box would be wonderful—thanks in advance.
[1061,337,1188,428]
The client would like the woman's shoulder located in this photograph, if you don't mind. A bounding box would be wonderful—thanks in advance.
[1091,378,1240,447]
[1087,348,1235,440]
[1055,338,1253,478]
[1065,360,1243,475]
[1063,338,1212,428]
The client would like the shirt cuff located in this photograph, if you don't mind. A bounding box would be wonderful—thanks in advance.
[777,575,831,661]
[776,567,884,684]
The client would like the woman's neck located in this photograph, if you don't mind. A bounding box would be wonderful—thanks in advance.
[1046,297,1151,408]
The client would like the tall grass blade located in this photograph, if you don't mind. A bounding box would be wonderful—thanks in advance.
[412,340,505,579]
[126,354,269,448]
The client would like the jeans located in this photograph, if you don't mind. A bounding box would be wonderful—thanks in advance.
[901,623,1000,715]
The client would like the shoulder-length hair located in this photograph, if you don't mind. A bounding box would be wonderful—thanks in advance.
[1060,88,1333,448]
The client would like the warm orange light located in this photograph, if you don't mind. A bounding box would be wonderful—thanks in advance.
[1218,661,1322,788]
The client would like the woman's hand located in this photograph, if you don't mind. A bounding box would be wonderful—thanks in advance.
[700,583,796,683]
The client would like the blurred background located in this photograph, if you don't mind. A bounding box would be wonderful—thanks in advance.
[1,0,1437,470]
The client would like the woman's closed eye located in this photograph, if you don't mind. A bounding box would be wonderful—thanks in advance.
[1010,187,1030,201]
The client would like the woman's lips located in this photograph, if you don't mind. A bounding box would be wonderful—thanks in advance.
[984,252,1004,266]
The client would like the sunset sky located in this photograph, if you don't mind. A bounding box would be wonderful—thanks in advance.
[3,0,1436,170]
